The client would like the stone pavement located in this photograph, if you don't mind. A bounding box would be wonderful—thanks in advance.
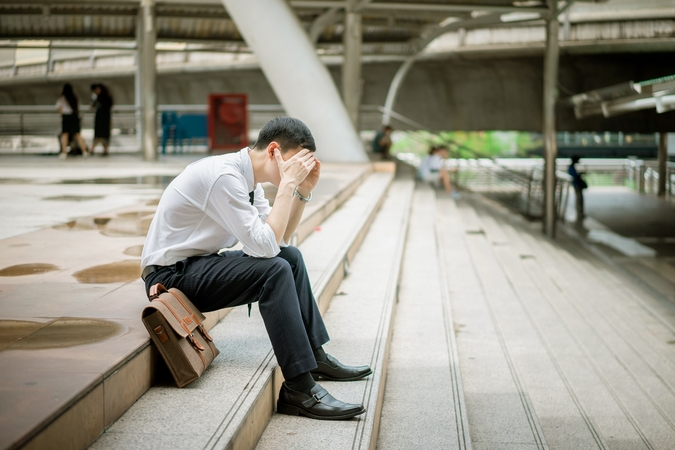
[0,154,199,240]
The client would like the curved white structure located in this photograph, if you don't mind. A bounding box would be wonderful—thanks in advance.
[221,0,367,163]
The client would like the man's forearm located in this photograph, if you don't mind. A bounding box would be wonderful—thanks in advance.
[265,181,295,244]
[283,188,308,243]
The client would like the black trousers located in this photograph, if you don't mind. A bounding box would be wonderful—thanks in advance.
[144,246,330,379]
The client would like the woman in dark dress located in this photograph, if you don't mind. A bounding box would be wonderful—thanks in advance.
[90,84,114,156]
[56,83,89,159]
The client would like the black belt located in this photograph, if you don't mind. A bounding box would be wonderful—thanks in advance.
[141,265,158,281]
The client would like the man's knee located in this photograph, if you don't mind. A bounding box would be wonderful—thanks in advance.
[278,246,304,267]
[267,256,293,279]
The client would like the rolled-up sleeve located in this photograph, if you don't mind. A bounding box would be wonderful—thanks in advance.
[205,173,280,258]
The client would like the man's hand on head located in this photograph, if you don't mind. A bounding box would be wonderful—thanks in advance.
[298,157,320,196]
[274,148,316,187]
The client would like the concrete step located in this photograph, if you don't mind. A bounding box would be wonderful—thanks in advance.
[88,168,397,450]
[0,162,374,450]
[531,225,675,398]
[435,195,549,450]
[255,177,415,450]
[466,195,675,449]
[614,260,675,308]
[376,184,471,450]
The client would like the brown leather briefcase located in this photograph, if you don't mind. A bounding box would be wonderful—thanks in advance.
[142,283,219,388]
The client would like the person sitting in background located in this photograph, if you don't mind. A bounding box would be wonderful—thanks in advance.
[56,83,89,159]
[90,84,114,156]
[568,155,588,222]
[418,145,452,194]
[372,125,393,159]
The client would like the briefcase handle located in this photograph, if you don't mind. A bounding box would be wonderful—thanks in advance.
[149,283,168,301]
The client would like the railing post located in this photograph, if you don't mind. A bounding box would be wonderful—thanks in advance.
[19,112,24,151]
[542,0,559,237]
[526,176,533,217]
[639,164,645,193]
[658,132,667,197]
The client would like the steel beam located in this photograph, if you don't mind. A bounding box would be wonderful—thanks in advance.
[289,1,549,14]
[381,11,535,126]
[309,7,342,45]
[543,0,559,237]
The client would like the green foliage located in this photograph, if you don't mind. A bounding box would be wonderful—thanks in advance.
[390,130,542,158]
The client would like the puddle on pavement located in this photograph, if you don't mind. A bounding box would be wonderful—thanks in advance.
[53,219,100,231]
[43,195,105,202]
[100,214,153,237]
[123,245,144,256]
[72,260,141,283]
[59,175,175,187]
[53,209,155,237]
[0,318,123,350]
[0,263,59,277]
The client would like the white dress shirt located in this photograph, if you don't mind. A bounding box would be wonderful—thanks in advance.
[418,154,443,181]
[141,148,283,268]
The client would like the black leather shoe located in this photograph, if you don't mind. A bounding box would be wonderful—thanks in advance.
[310,354,372,381]
[277,383,365,420]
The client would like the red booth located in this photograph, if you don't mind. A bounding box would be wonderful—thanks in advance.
[208,94,248,153]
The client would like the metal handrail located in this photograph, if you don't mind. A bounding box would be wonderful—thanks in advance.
[398,153,572,220]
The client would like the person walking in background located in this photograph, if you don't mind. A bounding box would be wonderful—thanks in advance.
[56,83,89,159]
[568,155,588,223]
[372,125,393,159]
[418,145,452,194]
[90,84,113,156]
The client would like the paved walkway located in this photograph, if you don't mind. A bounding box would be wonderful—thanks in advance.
[0,154,202,240]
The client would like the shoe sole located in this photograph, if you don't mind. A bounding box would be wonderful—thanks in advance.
[310,369,373,382]
[276,401,366,420]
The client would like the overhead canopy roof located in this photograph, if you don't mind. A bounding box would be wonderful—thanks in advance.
[0,0,643,56]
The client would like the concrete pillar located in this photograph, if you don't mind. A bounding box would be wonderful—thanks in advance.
[543,1,559,237]
[343,0,362,128]
[658,132,668,197]
[221,0,367,163]
[382,56,415,126]
[137,0,157,161]
[134,46,142,152]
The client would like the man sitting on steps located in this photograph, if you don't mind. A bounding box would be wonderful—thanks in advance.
[141,117,371,420]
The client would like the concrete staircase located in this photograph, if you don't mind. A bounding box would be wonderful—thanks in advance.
[11,161,675,450]
[432,193,675,450]
[253,182,675,450]
[88,165,403,449]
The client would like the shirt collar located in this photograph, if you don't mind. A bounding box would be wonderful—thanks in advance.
[240,147,255,192]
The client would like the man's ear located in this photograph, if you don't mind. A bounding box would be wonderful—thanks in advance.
[266,142,280,160]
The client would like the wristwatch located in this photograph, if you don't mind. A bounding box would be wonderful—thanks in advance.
[293,186,312,203]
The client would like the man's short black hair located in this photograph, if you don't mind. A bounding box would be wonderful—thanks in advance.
[253,117,316,152]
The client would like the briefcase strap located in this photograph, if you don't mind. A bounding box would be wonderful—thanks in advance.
[148,283,214,343]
